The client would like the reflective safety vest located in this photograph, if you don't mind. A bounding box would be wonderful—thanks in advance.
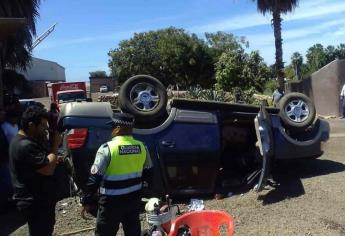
[100,136,146,196]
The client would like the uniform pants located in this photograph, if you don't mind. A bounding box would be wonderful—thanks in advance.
[17,200,56,236]
[95,197,141,236]
[342,99,345,117]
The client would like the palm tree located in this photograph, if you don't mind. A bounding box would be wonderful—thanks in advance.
[252,0,299,91]
[0,0,41,108]
[291,52,303,80]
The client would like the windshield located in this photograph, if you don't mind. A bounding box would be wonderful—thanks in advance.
[57,92,86,103]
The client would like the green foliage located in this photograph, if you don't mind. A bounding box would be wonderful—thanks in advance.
[289,52,303,80]
[215,49,271,93]
[186,85,232,102]
[0,0,41,70]
[253,0,299,15]
[89,71,107,78]
[306,44,327,73]
[109,27,214,87]
[264,79,277,95]
[285,43,345,80]
[205,31,249,60]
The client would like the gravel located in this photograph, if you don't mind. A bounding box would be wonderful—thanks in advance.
[7,119,345,236]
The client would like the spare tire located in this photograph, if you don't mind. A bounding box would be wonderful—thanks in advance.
[119,75,168,122]
[278,92,316,130]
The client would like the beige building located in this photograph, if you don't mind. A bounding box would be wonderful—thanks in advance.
[17,57,66,98]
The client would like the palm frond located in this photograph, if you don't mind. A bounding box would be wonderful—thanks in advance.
[0,0,41,69]
[253,0,299,15]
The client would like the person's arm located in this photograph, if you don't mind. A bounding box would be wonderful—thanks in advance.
[36,132,62,176]
[341,85,345,99]
[142,146,153,184]
[81,144,110,205]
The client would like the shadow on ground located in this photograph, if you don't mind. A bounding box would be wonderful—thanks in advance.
[258,159,345,205]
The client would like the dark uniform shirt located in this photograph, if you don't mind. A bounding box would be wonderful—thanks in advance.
[9,135,57,201]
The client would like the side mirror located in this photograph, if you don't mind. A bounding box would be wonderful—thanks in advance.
[86,98,92,102]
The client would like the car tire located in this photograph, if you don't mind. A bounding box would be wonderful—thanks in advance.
[278,92,316,130]
[119,75,168,123]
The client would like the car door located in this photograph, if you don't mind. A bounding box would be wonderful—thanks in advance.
[156,109,221,195]
[254,105,274,192]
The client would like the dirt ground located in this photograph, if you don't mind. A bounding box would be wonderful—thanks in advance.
[2,118,345,236]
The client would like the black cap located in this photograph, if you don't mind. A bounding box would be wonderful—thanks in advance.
[106,112,134,127]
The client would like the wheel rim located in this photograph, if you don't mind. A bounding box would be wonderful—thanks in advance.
[129,82,160,112]
[284,99,310,123]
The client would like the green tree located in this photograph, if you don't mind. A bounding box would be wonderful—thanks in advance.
[325,45,336,63]
[205,31,249,60]
[215,49,270,93]
[335,44,345,59]
[0,0,41,107]
[291,52,303,80]
[89,71,107,78]
[109,27,214,87]
[306,44,327,73]
[252,0,299,91]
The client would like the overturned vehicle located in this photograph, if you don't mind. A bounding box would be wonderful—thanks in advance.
[58,75,330,196]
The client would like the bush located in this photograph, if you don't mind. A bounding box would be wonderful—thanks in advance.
[264,80,276,95]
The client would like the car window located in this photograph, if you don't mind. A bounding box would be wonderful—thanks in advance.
[57,92,86,103]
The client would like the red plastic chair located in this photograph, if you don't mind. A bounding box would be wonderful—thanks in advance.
[168,210,235,236]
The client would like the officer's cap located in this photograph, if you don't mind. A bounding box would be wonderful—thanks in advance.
[106,112,134,127]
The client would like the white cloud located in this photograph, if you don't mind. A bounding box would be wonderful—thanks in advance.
[33,29,142,51]
[285,0,345,21]
[247,18,345,48]
[189,0,345,33]
[189,14,270,33]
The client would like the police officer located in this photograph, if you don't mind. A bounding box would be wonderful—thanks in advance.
[81,113,152,236]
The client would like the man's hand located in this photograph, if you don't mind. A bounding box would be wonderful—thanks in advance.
[81,205,92,220]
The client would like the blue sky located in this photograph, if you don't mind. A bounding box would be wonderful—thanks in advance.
[33,0,345,82]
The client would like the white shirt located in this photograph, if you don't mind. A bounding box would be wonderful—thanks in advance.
[1,122,18,143]
[340,84,345,98]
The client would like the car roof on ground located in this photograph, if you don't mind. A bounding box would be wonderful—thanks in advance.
[59,102,113,119]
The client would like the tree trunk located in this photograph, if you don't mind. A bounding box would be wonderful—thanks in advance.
[272,9,285,91]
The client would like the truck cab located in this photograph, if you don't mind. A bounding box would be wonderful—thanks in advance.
[57,89,87,103]
[47,82,88,107]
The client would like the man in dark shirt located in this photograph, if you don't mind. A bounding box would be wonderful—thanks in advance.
[9,105,62,236]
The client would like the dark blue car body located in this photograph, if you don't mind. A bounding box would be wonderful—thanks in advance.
[58,99,329,196]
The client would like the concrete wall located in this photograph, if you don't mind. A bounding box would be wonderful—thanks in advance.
[19,57,66,82]
[89,77,118,93]
[286,59,345,117]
